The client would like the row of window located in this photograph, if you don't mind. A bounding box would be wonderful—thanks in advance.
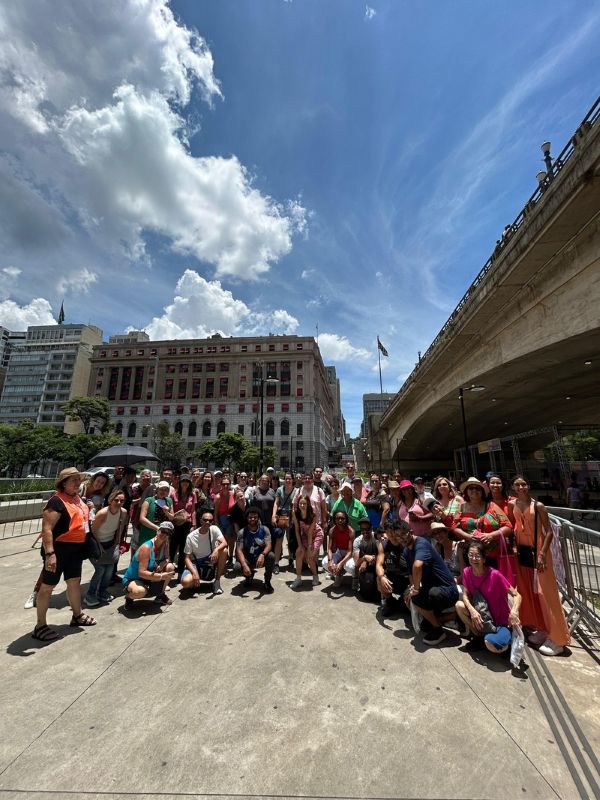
[100,342,306,359]
[114,402,306,415]
[116,418,305,443]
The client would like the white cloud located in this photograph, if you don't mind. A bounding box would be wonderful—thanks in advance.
[140,269,299,339]
[317,333,371,363]
[365,6,377,20]
[0,298,56,329]
[2,267,21,279]
[0,1,306,280]
[301,269,315,280]
[58,268,98,296]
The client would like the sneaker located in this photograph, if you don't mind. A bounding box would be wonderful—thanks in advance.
[527,630,547,646]
[99,593,114,603]
[352,577,359,592]
[380,599,396,618]
[273,563,280,575]
[124,597,134,609]
[422,628,446,646]
[312,575,321,587]
[85,596,101,608]
[333,574,343,588]
[291,577,302,589]
[154,593,173,606]
[24,591,37,609]
[212,580,223,595]
[538,639,564,657]
[263,581,274,594]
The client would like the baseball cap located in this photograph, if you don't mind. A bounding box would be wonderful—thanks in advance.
[157,480,170,490]
[158,521,174,533]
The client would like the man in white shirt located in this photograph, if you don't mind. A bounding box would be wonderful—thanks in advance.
[181,510,228,595]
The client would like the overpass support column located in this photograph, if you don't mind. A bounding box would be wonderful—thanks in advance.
[511,439,523,476]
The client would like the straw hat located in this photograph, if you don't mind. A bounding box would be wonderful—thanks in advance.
[459,477,486,494]
[55,467,83,490]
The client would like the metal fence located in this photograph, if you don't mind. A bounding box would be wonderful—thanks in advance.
[0,491,54,542]
[549,513,600,639]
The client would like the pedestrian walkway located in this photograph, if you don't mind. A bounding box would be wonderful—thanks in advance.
[0,535,598,800]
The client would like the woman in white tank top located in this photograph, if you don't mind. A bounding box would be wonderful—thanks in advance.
[85,490,127,607]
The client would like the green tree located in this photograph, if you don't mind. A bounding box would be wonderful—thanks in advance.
[197,433,248,471]
[65,432,123,467]
[62,396,111,434]
[154,421,187,469]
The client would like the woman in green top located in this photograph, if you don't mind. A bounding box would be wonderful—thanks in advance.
[138,481,174,547]
[331,483,368,532]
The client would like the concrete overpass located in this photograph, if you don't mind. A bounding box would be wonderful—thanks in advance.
[380,97,600,475]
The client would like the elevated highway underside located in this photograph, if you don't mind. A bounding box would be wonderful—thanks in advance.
[381,109,600,471]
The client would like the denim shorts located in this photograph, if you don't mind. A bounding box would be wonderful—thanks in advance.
[484,625,512,649]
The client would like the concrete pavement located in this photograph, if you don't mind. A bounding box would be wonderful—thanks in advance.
[0,534,598,800]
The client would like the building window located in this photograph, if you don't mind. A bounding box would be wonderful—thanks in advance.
[283,343,289,351]
[137,349,144,357]
[188,421,197,437]
[125,350,132,357]
[205,378,214,398]
[255,344,261,352]
[204,404,211,413]
[100,350,107,358]
[108,368,118,400]
[266,382,276,397]
[193,346,203,354]
[168,347,176,355]
[162,405,170,414]
[180,347,190,355]
[221,345,231,352]
[296,441,304,451]
[203,420,211,436]
[176,405,184,414]
[116,406,124,415]
[166,364,176,374]
[280,382,290,397]
[130,406,138,415]
[150,348,157,356]
[239,404,245,412]
[266,403,275,412]
[112,350,119,357]
[220,363,229,372]
[266,363,277,378]
[175,421,183,435]
[146,392,153,401]
[179,364,189,372]
[266,420,275,436]
[297,403,303,412]
[296,343,303,350]
[115,422,123,435]
[133,366,144,400]
[297,423,303,436]
[218,404,226,413]
[281,419,289,436]
[217,420,226,434]
[190,404,198,414]
[144,406,151,415]
[165,379,174,399]
[127,422,136,438]
[192,379,201,399]
[142,425,150,437]
[238,424,244,435]
[252,403,258,413]
[241,344,248,352]
[296,388,303,397]
[219,377,228,397]
[178,379,187,398]
[206,363,215,372]
[193,363,202,372]
[240,389,246,398]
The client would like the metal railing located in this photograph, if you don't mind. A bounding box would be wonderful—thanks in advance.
[383,95,600,418]
[550,513,600,638]
[548,507,600,532]
[0,491,54,541]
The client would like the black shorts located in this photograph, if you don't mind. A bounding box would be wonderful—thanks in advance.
[41,543,86,586]
[123,578,162,597]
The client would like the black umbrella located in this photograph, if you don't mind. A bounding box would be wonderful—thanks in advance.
[88,445,159,467]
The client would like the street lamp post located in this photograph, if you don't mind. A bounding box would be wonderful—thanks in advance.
[458,385,485,474]
[258,369,279,475]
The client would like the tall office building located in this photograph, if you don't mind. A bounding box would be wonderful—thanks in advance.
[89,333,336,469]
[325,365,346,464]
[0,326,27,397]
[0,324,103,432]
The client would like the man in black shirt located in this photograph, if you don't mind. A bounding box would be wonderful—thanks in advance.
[353,517,379,600]
[375,521,410,616]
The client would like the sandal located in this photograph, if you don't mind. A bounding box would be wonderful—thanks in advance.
[32,624,60,642]
[154,593,172,606]
[70,612,97,627]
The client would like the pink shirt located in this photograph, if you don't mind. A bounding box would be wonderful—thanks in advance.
[463,567,511,626]
[294,486,326,524]
[399,500,431,537]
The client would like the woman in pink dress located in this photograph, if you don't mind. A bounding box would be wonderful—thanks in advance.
[291,495,323,590]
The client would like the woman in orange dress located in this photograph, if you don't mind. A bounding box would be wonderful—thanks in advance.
[511,475,570,656]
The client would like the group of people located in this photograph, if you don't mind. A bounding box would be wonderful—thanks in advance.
[27,463,570,660]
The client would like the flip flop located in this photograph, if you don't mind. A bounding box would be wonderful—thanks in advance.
[32,624,61,642]
[70,613,97,627]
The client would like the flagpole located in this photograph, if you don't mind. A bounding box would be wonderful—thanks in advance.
[377,338,383,394]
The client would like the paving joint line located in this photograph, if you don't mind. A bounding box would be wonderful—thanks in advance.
[439,646,561,799]
[0,790,487,799]
[0,612,164,780]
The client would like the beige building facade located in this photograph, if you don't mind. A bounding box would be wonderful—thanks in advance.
[89,333,335,470]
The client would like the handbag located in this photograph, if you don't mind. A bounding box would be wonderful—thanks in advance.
[471,572,497,634]
[516,502,538,568]
[84,530,102,561]
[496,532,517,587]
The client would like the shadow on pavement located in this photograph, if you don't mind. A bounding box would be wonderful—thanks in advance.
[7,626,81,657]
[116,600,164,619]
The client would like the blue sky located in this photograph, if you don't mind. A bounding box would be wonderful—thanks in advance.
[1,1,599,435]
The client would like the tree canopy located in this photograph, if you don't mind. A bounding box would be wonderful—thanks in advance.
[61,396,110,434]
